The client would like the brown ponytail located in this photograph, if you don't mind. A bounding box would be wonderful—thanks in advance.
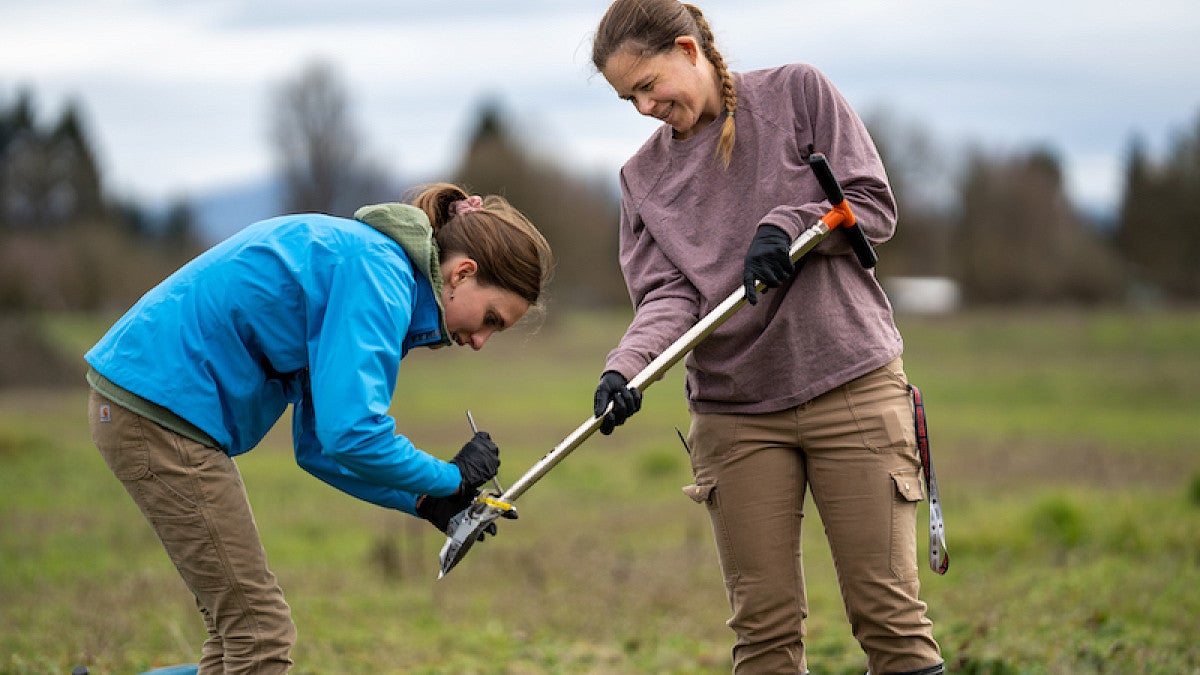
[409,182,554,306]
[593,0,738,169]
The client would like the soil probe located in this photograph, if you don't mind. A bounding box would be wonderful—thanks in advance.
[466,409,506,497]
[438,153,876,578]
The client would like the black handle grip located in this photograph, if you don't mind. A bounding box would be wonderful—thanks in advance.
[808,153,877,269]
[843,222,878,269]
[808,153,845,206]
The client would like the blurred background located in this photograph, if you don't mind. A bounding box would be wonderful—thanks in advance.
[2,2,1200,672]
[2,0,1199,342]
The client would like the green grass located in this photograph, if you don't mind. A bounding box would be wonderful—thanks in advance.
[2,309,1199,674]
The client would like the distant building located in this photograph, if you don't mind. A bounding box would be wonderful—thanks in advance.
[883,276,962,315]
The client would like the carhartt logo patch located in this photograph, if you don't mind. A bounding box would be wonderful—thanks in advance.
[99,404,111,422]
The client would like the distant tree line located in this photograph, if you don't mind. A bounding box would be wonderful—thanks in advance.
[1,88,202,312]
[1117,127,1200,299]
[872,109,1200,307]
[4,68,1200,316]
[1,90,103,229]
[267,62,627,310]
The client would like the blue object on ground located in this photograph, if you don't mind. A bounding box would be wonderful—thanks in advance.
[140,666,199,675]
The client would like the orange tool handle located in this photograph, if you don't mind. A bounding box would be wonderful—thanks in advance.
[808,153,878,269]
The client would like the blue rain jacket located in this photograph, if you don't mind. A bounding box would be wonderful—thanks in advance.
[85,206,462,514]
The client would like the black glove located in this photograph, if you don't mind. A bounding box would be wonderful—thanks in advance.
[742,224,794,305]
[415,492,501,538]
[593,370,642,435]
[415,491,475,533]
[450,431,500,493]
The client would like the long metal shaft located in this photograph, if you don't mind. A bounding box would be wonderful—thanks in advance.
[498,222,832,503]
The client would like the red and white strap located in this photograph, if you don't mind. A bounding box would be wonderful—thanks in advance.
[910,384,949,575]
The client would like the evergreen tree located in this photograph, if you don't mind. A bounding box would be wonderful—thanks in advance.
[1116,114,1200,299]
[0,91,106,228]
[50,100,105,222]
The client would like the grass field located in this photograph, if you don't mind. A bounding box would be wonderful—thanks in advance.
[1,309,1198,674]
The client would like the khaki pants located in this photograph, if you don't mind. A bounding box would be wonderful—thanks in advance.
[686,358,941,675]
[89,391,295,674]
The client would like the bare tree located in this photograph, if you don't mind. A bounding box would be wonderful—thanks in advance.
[271,60,391,216]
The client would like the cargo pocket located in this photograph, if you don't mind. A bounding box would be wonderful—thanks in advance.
[99,440,151,481]
[152,510,230,592]
[683,480,740,585]
[682,482,715,504]
[139,453,229,593]
[889,468,924,580]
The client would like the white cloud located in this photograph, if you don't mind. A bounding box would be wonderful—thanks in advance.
[2,0,1198,213]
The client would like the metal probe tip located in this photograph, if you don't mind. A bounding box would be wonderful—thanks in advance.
[466,410,504,494]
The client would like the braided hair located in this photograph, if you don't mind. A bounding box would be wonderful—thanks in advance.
[592,0,738,168]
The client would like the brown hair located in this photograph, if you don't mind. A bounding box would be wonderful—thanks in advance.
[592,0,737,168]
[409,183,553,307]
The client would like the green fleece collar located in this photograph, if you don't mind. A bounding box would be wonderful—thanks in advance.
[354,203,452,348]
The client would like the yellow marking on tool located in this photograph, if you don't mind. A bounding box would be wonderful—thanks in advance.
[477,495,515,512]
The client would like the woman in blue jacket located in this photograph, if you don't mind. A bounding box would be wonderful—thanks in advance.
[85,182,553,673]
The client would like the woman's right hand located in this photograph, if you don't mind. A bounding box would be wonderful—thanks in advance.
[415,491,474,533]
[593,371,642,435]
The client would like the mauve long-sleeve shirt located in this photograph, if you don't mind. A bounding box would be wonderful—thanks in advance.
[604,63,904,414]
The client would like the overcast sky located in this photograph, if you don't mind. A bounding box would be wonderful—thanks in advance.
[3,0,1199,216]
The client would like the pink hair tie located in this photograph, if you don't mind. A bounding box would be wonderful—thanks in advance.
[450,195,484,216]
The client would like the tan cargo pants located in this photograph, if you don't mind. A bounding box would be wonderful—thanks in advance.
[686,358,941,675]
[88,390,295,674]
